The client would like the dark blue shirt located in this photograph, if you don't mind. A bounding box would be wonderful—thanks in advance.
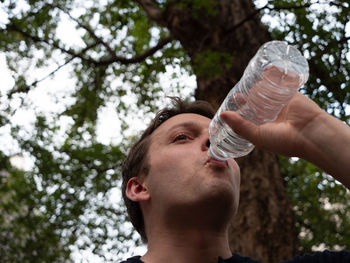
[119,250,350,263]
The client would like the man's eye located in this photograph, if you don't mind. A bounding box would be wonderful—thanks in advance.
[174,134,190,142]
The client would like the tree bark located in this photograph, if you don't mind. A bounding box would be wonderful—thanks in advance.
[230,149,297,262]
[156,0,298,262]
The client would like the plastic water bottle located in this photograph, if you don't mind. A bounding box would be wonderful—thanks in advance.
[208,40,309,161]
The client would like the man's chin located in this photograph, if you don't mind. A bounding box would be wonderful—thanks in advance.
[201,183,238,214]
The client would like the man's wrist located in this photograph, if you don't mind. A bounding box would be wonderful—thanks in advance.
[300,111,350,187]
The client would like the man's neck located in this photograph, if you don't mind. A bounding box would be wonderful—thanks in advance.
[141,226,232,263]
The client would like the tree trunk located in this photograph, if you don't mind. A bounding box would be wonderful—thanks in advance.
[162,0,298,262]
[229,149,297,262]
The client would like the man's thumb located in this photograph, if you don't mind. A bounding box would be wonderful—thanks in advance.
[220,111,258,144]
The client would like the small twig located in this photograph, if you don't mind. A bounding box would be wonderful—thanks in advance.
[336,18,348,74]
[29,58,75,88]
[7,42,99,98]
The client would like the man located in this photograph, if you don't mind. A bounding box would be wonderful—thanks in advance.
[121,93,350,263]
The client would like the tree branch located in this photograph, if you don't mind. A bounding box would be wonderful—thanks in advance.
[49,4,118,60]
[30,58,74,87]
[263,0,348,13]
[7,42,100,98]
[135,0,167,26]
[224,6,263,35]
[7,23,99,65]
[225,1,314,35]
[49,3,173,64]
[339,36,350,44]
[336,18,348,74]
[7,22,173,66]
[99,36,174,64]
[225,0,349,35]
[31,44,98,87]
[268,2,312,11]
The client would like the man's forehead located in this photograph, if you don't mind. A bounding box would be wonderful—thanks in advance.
[152,113,211,137]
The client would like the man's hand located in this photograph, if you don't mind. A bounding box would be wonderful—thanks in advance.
[220,92,350,189]
[220,93,323,157]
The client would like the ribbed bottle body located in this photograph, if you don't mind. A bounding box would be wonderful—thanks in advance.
[209,41,309,160]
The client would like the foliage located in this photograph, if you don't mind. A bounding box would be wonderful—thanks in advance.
[0,160,71,262]
[0,0,349,261]
[260,0,350,123]
[1,114,135,262]
[0,0,187,261]
[193,50,232,78]
[258,0,350,253]
[280,156,350,254]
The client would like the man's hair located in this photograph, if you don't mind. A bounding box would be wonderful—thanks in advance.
[121,97,215,242]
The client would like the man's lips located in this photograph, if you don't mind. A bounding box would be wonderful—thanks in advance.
[205,157,228,167]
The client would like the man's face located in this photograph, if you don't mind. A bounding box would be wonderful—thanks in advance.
[143,113,241,221]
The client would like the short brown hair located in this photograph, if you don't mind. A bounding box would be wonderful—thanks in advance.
[121,97,215,242]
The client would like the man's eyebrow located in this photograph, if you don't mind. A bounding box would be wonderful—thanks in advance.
[166,121,203,133]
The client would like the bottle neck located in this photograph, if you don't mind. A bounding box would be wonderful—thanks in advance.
[209,145,229,161]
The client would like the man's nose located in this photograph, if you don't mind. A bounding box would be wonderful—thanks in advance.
[201,135,210,151]
[206,139,210,149]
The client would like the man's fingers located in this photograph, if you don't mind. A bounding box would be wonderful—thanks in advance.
[220,111,259,144]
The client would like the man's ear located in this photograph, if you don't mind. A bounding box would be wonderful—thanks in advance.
[126,177,150,202]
